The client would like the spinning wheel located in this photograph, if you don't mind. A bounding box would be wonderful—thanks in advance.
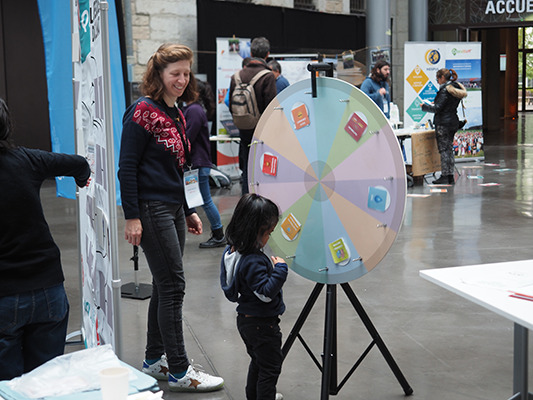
[249,77,406,284]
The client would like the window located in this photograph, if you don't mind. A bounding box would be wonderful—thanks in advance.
[350,0,365,14]
[294,0,316,11]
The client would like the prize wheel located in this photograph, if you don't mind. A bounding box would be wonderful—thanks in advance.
[248,77,406,284]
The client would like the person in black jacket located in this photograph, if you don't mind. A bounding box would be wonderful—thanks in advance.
[0,98,90,380]
[421,68,467,184]
[221,193,288,400]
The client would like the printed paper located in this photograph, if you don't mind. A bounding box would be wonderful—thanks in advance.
[344,112,368,142]
[281,213,301,241]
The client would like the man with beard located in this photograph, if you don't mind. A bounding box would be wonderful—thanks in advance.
[360,60,391,118]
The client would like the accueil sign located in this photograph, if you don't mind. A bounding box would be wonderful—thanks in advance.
[485,0,533,14]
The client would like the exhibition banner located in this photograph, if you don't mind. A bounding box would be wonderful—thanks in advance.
[216,37,250,178]
[37,0,124,199]
[38,0,125,352]
[72,0,116,349]
[404,42,483,160]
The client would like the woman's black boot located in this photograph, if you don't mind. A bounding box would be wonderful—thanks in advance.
[448,175,455,184]
[432,175,449,185]
[199,227,226,248]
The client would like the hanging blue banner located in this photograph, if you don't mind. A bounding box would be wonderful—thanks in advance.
[36,0,125,200]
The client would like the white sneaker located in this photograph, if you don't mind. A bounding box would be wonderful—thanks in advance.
[141,354,169,380]
[168,364,224,392]
[276,393,284,400]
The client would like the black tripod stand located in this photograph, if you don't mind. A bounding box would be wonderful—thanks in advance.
[282,282,413,399]
[121,245,152,300]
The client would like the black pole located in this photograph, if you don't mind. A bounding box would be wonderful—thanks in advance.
[321,284,338,399]
[307,63,334,98]
[121,245,152,300]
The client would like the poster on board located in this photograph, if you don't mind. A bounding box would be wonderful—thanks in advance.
[72,0,115,349]
[404,42,483,161]
[216,37,251,179]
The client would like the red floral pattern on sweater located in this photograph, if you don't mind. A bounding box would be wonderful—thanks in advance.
[132,101,189,167]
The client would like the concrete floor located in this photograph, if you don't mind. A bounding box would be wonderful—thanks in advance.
[42,115,533,400]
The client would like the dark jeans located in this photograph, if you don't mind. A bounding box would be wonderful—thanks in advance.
[237,315,283,400]
[435,124,457,176]
[140,200,189,374]
[239,128,254,195]
[0,283,69,380]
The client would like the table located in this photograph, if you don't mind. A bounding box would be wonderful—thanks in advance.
[0,347,157,400]
[209,134,240,142]
[394,128,440,180]
[420,260,533,400]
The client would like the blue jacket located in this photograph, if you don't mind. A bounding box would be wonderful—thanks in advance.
[360,76,390,118]
[275,75,290,94]
[220,246,288,317]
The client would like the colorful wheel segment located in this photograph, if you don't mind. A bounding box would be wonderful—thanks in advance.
[249,77,406,284]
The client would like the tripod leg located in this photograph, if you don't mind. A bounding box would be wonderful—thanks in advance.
[282,283,324,359]
[341,283,414,396]
[321,285,338,399]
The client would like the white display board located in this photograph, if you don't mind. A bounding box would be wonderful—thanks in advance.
[270,54,319,88]
[72,0,116,349]
[404,42,483,160]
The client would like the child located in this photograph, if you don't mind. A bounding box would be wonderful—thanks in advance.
[220,193,288,400]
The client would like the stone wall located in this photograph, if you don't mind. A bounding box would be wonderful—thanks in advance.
[129,0,198,82]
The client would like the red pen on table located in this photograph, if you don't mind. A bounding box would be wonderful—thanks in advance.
[509,291,533,302]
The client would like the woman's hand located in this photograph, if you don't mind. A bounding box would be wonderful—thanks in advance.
[186,213,203,235]
[125,218,143,246]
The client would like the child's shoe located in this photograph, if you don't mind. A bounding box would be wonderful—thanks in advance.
[142,354,169,380]
[168,364,224,392]
[276,393,284,400]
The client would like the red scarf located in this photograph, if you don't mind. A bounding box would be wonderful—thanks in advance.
[132,100,190,167]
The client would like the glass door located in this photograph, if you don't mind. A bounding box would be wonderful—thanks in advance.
[519,27,533,111]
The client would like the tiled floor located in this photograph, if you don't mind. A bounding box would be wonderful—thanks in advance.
[42,115,533,400]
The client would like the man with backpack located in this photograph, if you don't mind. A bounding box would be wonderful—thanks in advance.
[229,37,277,195]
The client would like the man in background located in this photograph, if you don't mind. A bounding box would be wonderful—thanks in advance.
[268,60,290,94]
[360,60,391,118]
[229,37,277,195]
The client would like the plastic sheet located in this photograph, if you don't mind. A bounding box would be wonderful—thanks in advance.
[7,345,127,398]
